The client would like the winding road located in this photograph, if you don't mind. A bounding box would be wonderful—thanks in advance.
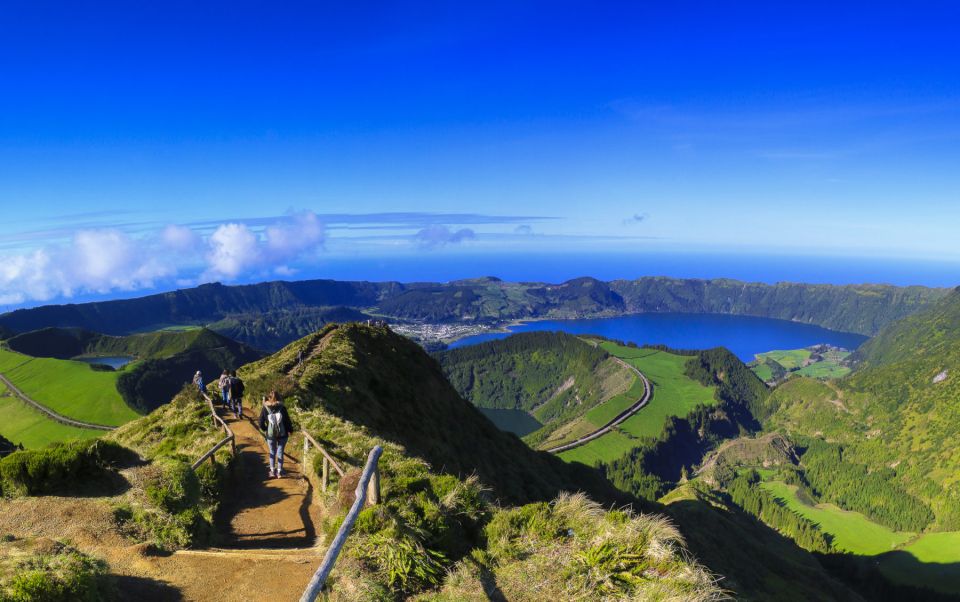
[545,356,651,454]
[0,373,116,431]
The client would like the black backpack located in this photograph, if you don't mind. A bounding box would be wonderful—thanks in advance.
[231,377,245,398]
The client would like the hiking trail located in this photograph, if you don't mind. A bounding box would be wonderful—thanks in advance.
[0,405,328,601]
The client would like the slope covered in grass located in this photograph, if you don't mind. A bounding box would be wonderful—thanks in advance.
[758,292,960,530]
[233,323,725,600]
[437,331,635,447]
[0,388,103,449]
[558,344,717,465]
[0,348,139,426]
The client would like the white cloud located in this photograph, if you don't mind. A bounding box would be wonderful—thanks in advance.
[0,211,330,308]
[205,223,261,280]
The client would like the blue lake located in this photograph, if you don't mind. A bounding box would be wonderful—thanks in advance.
[448,313,869,361]
[75,356,135,369]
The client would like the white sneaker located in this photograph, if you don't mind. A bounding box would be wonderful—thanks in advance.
[276,469,284,479]
[268,469,275,478]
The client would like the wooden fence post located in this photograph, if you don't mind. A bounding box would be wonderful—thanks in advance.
[366,464,380,506]
[322,456,329,493]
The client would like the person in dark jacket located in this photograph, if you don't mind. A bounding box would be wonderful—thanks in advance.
[229,370,245,418]
[259,390,294,478]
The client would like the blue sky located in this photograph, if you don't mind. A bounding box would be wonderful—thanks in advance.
[1,2,959,306]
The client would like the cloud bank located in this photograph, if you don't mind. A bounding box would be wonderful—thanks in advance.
[0,211,326,306]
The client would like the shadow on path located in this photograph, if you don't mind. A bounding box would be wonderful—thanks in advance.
[213,407,319,550]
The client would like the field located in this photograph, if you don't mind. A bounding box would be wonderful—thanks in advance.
[762,480,960,594]
[558,344,716,465]
[758,349,811,370]
[760,481,914,555]
[794,361,850,379]
[751,362,774,382]
[750,347,851,381]
[879,532,960,594]
[0,348,140,426]
[0,383,103,448]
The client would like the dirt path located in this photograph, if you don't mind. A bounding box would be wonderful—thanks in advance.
[0,405,326,601]
[545,356,651,454]
[0,372,115,431]
[215,406,321,549]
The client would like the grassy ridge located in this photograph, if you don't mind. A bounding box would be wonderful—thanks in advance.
[0,349,140,426]
[559,345,716,465]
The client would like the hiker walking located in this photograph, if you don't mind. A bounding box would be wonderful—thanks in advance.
[259,390,293,478]
[229,370,245,418]
[218,370,231,409]
[193,370,204,393]
[297,347,304,370]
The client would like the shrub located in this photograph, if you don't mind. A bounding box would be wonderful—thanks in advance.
[1,545,112,602]
[144,459,200,514]
[0,440,132,497]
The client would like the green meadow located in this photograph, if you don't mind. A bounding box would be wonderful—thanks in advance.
[757,349,811,370]
[0,384,103,449]
[879,532,960,594]
[0,348,140,427]
[751,362,774,382]
[762,480,960,594]
[761,481,914,555]
[558,344,716,465]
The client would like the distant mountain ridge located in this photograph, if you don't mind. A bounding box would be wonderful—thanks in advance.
[0,276,948,350]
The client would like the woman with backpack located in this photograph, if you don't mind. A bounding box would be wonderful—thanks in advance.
[259,390,294,478]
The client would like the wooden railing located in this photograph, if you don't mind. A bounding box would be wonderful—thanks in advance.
[191,392,237,471]
[300,445,384,602]
[301,431,348,494]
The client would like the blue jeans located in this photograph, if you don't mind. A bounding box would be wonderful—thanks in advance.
[267,436,288,473]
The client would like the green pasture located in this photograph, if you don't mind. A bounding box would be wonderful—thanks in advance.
[584,377,645,427]
[750,362,774,382]
[761,481,914,555]
[558,428,636,465]
[756,349,811,370]
[795,362,850,379]
[558,344,716,465]
[0,389,103,449]
[879,532,960,594]
[0,348,140,427]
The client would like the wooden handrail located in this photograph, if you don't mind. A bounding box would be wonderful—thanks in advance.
[191,435,234,470]
[191,391,236,471]
[301,431,346,494]
[300,445,383,602]
[302,432,346,476]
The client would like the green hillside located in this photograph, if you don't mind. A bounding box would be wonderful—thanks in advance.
[662,483,858,601]
[7,325,256,360]
[0,386,103,449]
[852,285,960,368]
[230,323,726,599]
[437,332,636,445]
[0,348,139,427]
[114,329,264,412]
[558,344,720,465]
[0,328,263,447]
[757,293,960,530]
[0,277,945,346]
[207,306,370,351]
